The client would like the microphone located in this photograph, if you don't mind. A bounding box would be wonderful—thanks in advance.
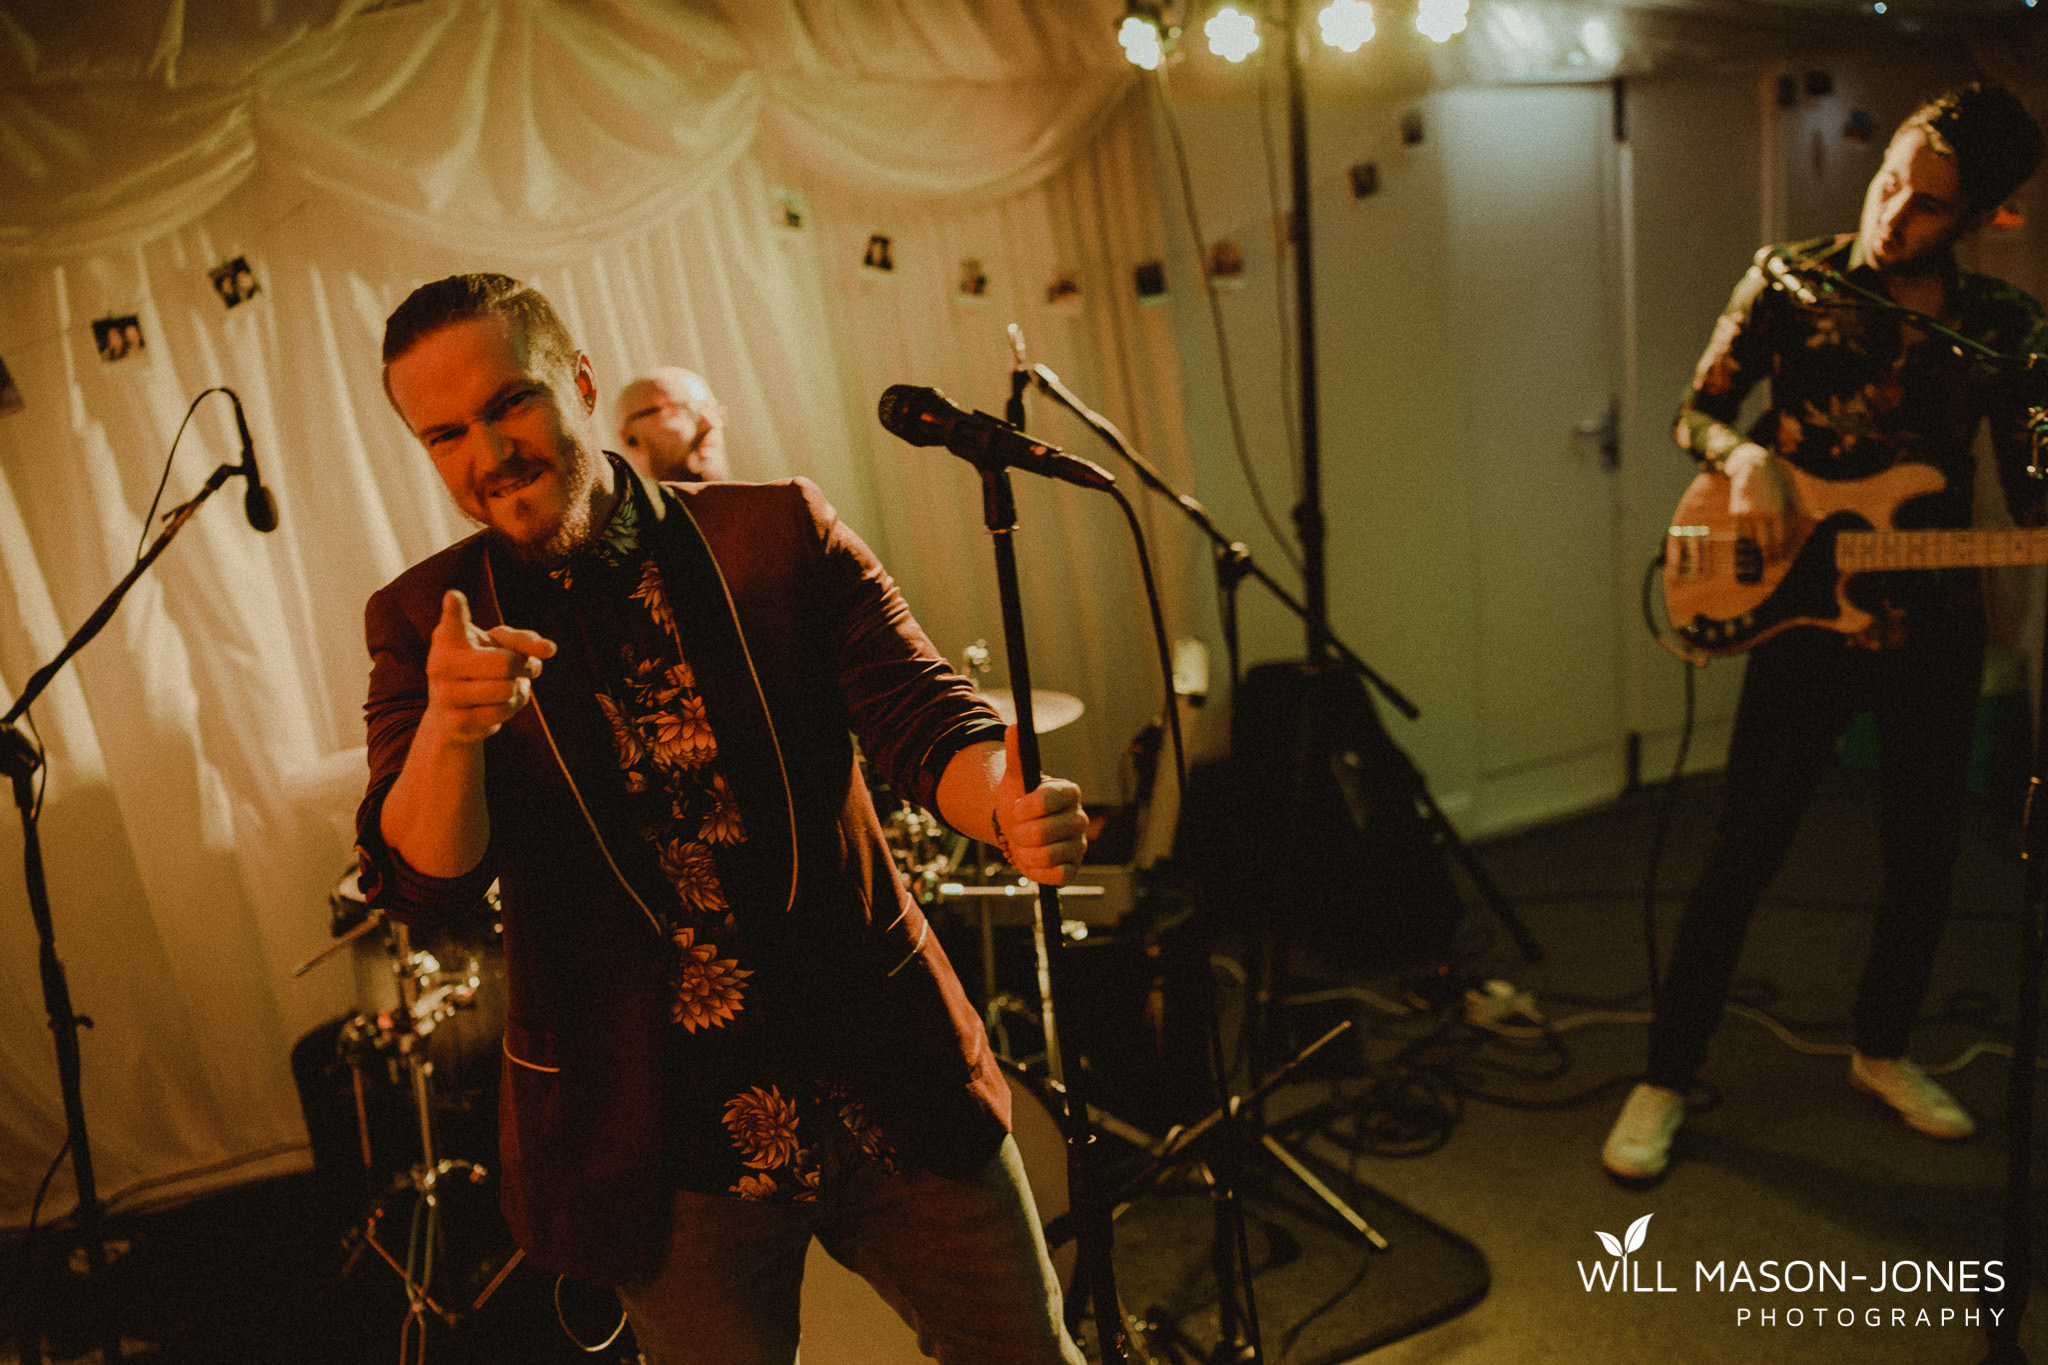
[1762,250,1820,306]
[226,389,279,532]
[877,384,1114,491]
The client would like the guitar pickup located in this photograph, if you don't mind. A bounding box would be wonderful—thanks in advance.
[1667,525,1710,580]
[1733,537,1763,584]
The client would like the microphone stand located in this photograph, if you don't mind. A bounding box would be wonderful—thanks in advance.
[974,459,1141,1364]
[1031,365,1538,966]
[1011,330,1264,1362]
[1982,381,2048,1365]
[4,458,250,1365]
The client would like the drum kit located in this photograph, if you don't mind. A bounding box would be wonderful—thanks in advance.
[291,872,519,1333]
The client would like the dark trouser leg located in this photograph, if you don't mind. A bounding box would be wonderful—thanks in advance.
[1851,610,1985,1059]
[1646,631,1864,1090]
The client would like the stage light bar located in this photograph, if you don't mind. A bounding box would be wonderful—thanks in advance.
[1416,0,1469,42]
[1118,14,1165,69]
[1318,0,1375,51]
[1205,6,1260,61]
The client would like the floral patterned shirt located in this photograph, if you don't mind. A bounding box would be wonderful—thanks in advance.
[553,475,895,1201]
[1675,234,2048,641]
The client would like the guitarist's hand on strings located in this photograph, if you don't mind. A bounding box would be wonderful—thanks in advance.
[1725,443,1792,562]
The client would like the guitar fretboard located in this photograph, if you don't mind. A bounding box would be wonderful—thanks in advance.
[1836,526,2048,571]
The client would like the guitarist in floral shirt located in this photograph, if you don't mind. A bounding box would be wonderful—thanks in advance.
[1604,84,2048,1183]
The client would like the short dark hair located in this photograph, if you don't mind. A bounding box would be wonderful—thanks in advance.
[1904,83,2044,214]
[381,273,578,378]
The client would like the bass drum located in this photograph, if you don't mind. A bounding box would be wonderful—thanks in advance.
[795,1063,1072,1364]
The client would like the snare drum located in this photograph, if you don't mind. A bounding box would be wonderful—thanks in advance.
[795,1063,1072,1363]
[329,868,506,1096]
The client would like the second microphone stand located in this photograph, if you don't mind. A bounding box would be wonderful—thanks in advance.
[5,453,263,1365]
[1033,363,1537,970]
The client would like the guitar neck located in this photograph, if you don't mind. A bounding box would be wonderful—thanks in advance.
[1835,526,2048,571]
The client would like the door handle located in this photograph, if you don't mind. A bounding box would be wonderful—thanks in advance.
[1576,401,1619,470]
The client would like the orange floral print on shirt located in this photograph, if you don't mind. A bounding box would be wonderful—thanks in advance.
[631,558,679,642]
[700,773,745,844]
[669,926,749,1032]
[660,839,729,916]
[724,1085,802,1171]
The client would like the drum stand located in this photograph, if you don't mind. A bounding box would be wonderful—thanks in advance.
[298,910,520,1344]
[342,922,521,1342]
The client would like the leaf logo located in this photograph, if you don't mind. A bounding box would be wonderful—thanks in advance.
[1594,1213,1653,1260]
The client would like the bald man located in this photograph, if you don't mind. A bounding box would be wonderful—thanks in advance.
[616,366,732,483]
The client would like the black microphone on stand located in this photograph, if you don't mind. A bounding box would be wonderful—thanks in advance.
[225,389,279,532]
[877,384,1115,491]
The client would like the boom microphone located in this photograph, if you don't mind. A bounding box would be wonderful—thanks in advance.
[226,390,279,532]
[878,384,1114,492]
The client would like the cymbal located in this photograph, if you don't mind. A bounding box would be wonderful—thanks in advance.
[980,688,1084,733]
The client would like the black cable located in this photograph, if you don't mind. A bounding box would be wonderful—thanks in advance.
[1107,451,1262,1365]
[134,386,236,565]
[1640,660,1697,1015]
[1634,547,1702,1015]
[1105,484,1188,801]
[1148,68,1304,577]
[21,712,46,822]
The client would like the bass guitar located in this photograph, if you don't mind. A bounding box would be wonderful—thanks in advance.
[1663,461,2048,660]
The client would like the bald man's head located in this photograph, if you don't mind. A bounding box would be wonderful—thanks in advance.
[615,366,730,482]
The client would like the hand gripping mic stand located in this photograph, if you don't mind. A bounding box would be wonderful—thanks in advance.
[983,471,1146,1365]
[889,366,1143,1361]
[989,454,1159,1359]
[4,445,267,1365]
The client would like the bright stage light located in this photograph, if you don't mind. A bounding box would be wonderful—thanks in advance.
[1416,0,1469,42]
[1118,15,1165,69]
[1205,6,1261,62]
[1318,0,1376,51]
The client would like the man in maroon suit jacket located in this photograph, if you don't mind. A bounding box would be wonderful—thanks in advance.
[356,273,1088,1364]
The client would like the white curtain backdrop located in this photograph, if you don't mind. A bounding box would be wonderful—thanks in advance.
[0,0,1213,1228]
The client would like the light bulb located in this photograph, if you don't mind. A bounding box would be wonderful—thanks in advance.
[1205,6,1261,62]
[1416,0,1469,42]
[1319,0,1376,51]
[1119,15,1165,69]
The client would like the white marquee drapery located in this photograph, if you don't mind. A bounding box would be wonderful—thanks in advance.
[0,0,1212,1228]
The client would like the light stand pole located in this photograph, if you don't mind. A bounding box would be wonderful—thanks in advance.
[1282,0,1330,667]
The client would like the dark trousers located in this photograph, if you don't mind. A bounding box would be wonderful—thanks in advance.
[1644,610,1986,1091]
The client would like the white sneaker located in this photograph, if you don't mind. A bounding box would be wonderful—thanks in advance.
[1602,1083,1684,1182]
[1849,1053,1975,1140]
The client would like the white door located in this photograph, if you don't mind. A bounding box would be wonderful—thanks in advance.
[1439,84,1629,828]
